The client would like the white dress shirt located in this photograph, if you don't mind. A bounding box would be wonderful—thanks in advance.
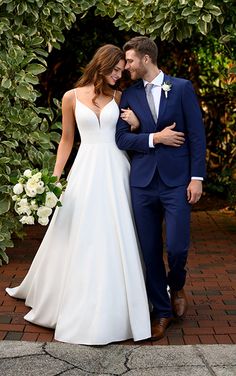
[144,72,203,181]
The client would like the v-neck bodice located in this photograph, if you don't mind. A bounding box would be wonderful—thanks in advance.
[74,97,120,144]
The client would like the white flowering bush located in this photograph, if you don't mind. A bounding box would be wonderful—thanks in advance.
[12,169,66,226]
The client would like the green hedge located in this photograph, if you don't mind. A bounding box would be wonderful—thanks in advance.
[0,0,235,264]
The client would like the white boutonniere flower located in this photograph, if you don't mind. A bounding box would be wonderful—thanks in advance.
[161,82,172,98]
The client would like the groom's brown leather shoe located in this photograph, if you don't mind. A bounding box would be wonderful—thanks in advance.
[151,317,173,341]
[171,288,188,318]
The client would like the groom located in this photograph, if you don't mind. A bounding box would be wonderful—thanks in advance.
[116,36,206,340]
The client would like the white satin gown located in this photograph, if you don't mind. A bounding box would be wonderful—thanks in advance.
[6,92,151,345]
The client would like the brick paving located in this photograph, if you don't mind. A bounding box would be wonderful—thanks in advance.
[0,210,235,345]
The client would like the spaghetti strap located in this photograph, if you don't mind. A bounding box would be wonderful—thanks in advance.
[113,90,116,99]
[73,88,77,99]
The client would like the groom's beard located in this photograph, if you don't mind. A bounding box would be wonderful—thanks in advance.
[129,62,147,81]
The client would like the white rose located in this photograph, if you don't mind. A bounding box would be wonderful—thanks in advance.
[13,183,24,195]
[36,186,45,194]
[26,178,38,190]
[12,195,19,201]
[37,206,52,218]
[17,199,31,215]
[17,203,31,216]
[35,180,45,194]
[30,200,38,211]
[162,83,171,92]
[45,191,58,208]
[19,198,28,205]
[32,172,42,181]
[23,169,32,178]
[14,203,21,215]
[38,216,49,226]
[19,215,35,225]
[25,179,41,197]
[38,180,44,187]
[25,186,37,198]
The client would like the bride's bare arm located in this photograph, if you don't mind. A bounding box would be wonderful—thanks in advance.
[53,90,76,180]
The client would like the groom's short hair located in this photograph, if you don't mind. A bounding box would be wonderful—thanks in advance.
[123,36,158,64]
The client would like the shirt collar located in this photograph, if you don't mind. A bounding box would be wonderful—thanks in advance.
[143,70,164,87]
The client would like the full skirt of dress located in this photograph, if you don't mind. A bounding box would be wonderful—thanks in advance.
[6,142,151,345]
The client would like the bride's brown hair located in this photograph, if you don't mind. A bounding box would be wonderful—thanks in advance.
[75,44,125,105]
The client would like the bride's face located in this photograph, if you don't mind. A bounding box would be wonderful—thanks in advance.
[105,59,125,86]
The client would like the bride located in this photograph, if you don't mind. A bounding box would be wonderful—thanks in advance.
[6,44,151,345]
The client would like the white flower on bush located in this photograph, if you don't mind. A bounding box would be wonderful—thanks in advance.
[19,215,35,225]
[37,206,52,218]
[13,183,24,195]
[38,216,49,226]
[45,192,58,208]
[12,195,19,201]
[23,169,32,178]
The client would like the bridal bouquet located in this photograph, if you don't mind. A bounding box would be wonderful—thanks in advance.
[12,169,66,226]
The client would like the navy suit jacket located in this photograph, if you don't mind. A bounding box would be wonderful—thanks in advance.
[115,74,206,188]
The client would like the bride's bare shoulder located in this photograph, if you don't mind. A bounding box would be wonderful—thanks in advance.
[62,89,75,102]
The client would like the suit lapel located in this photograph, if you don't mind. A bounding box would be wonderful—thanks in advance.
[156,74,172,130]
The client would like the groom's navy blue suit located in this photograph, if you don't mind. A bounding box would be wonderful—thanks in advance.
[116,74,206,318]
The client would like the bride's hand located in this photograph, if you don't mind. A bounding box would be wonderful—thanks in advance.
[120,108,140,131]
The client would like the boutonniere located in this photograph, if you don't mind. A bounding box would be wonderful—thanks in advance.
[161,81,172,98]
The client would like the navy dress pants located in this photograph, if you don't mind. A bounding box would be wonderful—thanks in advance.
[131,170,191,318]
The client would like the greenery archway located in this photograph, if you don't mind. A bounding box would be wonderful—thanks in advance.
[0,0,235,264]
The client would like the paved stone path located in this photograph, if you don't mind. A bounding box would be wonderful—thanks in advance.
[1,341,236,375]
[0,210,236,345]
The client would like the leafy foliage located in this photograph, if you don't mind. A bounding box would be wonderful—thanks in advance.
[0,0,235,264]
[0,0,85,263]
[154,35,235,206]
[95,0,235,45]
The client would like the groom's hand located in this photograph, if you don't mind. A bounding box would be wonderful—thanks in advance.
[187,180,203,204]
[153,123,185,146]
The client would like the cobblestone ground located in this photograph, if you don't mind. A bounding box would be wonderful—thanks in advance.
[0,210,235,345]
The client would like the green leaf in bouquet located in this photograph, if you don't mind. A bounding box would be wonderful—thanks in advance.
[53,186,63,198]
[49,175,58,184]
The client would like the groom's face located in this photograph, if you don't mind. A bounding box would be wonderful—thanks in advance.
[125,49,147,80]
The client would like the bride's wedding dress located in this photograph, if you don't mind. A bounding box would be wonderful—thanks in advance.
[6,93,151,345]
